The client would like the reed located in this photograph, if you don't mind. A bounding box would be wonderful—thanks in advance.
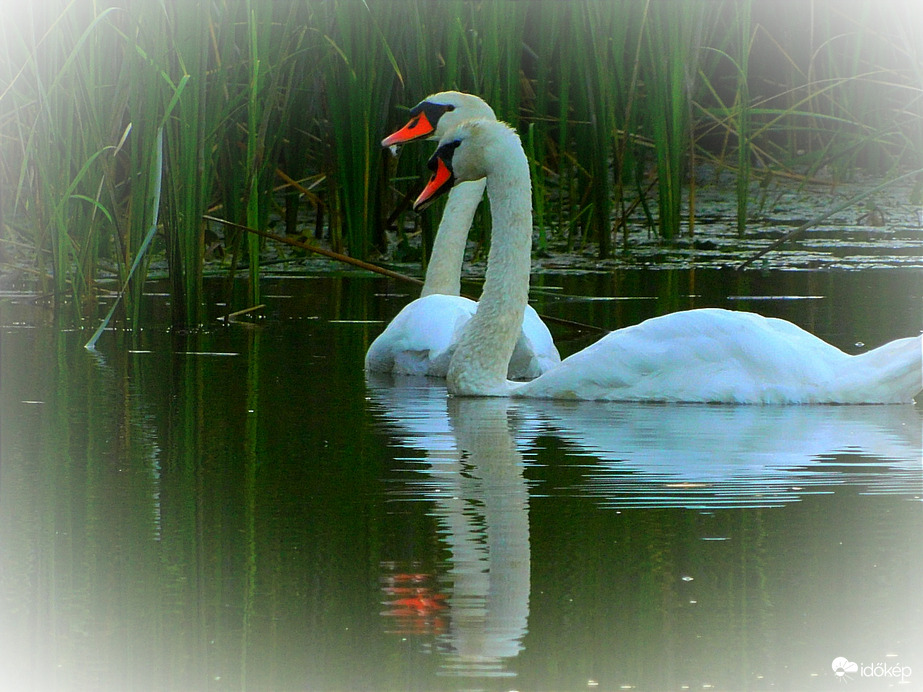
[321,1,405,262]
[733,0,753,237]
[642,1,719,240]
[741,2,923,179]
[695,1,754,236]
[461,1,526,125]
[3,0,921,328]
[520,2,564,252]
[570,2,622,257]
[2,3,118,311]
[131,1,207,329]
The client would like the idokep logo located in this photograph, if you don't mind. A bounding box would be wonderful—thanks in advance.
[832,657,858,679]
[832,656,913,684]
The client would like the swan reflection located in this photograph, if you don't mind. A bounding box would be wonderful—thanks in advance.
[367,374,922,677]
[369,374,530,678]
[526,400,922,508]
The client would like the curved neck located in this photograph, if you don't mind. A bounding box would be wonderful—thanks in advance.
[420,179,486,297]
[447,132,532,396]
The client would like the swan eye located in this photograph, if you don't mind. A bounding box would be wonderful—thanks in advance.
[418,102,456,130]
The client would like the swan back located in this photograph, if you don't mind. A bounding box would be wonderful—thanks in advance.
[515,308,922,403]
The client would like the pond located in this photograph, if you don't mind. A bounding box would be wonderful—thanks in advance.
[2,267,922,691]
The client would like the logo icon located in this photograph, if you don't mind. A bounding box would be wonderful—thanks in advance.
[832,657,859,679]
[831,656,913,684]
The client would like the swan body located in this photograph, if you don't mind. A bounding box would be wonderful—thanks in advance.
[414,118,922,404]
[367,92,560,379]
[515,308,922,403]
[364,294,559,379]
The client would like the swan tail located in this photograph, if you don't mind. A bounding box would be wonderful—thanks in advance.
[835,335,922,403]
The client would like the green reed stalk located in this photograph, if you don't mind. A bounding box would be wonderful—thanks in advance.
[526,123,546,253]
[323,1,403,261]
[575,3,614,258]
[85,127,165,351]
[643,1,709,240]
[246,0,262,309]
[209,1,309,314]
[522,2,566,252]
[6,3,122,309]
[559,2,632,256]
[697,1,754,236]
[734,0,752,236]
[158,2,211,328]
[278,11,325,239]
[469,1,525,124]
[107,1,196,329]
[551,7,574,246]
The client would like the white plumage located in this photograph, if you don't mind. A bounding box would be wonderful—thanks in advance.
[365,293,559,379]
[516,307,922,403]
[424,118,922,404]
[366,92,561,380]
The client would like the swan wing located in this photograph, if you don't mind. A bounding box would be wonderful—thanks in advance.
[365,295,477,376]
[517,308,856,403]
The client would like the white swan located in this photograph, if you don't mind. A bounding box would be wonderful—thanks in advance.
[412,118,923,404]
[365,92,560,379]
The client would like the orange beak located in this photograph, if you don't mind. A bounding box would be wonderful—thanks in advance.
[381,112,436,148]
[413,157,454,211]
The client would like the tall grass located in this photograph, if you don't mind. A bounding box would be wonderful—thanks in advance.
[153,2,209,328]
[2,4,119,312]
[642,1,719,240]
[567,2,630,258]
[322,1,404,261]
[733,0,754,237]
[2,0,921,330]
[697,1,754,236]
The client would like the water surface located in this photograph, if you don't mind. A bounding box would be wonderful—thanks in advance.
[2,269,922,691]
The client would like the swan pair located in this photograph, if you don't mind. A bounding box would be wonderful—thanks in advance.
[409,117,922,404]
[368,91,921,403]
[365,92,560,379]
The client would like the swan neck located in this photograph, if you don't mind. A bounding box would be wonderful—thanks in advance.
[447,132,532,396]
[420,179,486,297]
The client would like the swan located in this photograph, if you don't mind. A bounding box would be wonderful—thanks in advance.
[412,118,923,403]
[365,92,560,379]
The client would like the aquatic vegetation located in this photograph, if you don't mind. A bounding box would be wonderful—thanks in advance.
[1,0,920,331]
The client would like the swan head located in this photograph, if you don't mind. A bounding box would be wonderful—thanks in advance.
[381,91,495,149]
[413,119,520,211]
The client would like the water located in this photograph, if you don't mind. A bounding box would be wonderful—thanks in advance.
[2,268,922,691]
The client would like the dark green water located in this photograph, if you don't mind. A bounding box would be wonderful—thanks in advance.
[2,268,922,691]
